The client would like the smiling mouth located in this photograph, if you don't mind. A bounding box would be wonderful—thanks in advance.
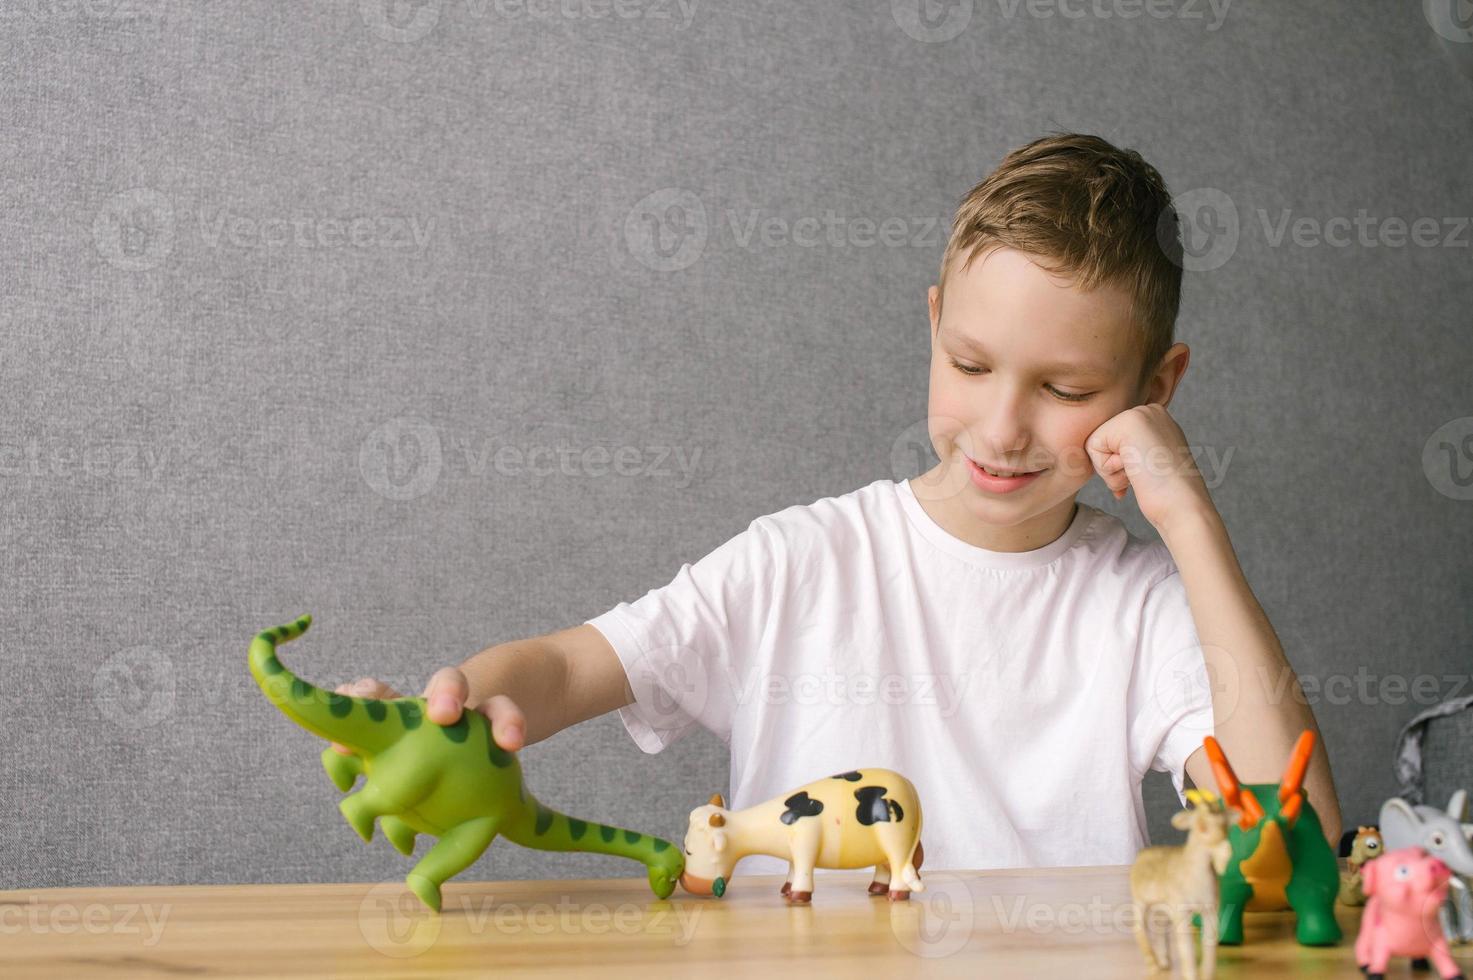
[967,455,1044,478]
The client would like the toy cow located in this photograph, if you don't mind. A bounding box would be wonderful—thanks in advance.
[678,768,925,903]
[1355,846,1467,979]
[1202,731,1342,945]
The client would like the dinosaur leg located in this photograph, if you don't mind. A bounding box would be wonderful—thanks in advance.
[320,746,364,792]
[405,816,499,913]
[1216,879,1251,946]
[338,781,403,843]
[1285,876,1342,946]
[380,816,418,856]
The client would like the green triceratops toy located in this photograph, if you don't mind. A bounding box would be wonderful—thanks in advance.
[248,614,684,912]
[1202,730,1341,946]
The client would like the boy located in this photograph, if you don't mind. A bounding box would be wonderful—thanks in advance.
[335,133,1341,875]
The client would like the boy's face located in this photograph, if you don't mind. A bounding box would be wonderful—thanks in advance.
[920,246,1179,552]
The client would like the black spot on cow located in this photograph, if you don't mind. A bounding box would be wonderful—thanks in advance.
[831,771,863,782]
[780,792,825,825]
[854,786,904,825]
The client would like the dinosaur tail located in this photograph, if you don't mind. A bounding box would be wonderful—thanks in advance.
[248,614,402,756]
[504,791,685,899]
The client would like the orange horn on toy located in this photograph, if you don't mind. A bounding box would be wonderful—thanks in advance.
[1277,731,1314,803]
[1203,736,1264,830]
[1275,731,1315,827]
[708,793,726,808]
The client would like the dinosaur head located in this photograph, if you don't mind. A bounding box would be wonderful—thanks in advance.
[678,792,736,898]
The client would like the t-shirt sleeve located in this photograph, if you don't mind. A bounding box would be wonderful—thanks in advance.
[1127,564,1216,805]
[584,518,779,754]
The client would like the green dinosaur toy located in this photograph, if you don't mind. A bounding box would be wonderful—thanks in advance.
[1202,731,1342,946]
[248,614,684,912]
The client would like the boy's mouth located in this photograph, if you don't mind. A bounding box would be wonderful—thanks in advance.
[966,454,1044,478]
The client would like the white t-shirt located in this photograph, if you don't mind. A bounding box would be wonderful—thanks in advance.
[585,477,1213,876]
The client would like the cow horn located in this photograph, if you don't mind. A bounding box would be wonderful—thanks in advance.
[1277,730,1314,804]
[708,793,726,809]
[709,813,725,827]
[1204,736,1263,830]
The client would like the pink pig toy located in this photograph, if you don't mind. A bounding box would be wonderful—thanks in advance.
[1356,846,1467,980]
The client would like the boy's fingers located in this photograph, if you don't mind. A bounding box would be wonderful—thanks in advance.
[422,667,469,725]
[478,694,526,752]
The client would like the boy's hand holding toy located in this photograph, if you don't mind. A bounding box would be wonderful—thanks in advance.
[330,667,526,756]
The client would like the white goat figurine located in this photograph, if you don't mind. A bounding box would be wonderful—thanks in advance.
[1130,789,1234,980]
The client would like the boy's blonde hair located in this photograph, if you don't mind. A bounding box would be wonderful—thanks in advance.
[937,132,1184,396]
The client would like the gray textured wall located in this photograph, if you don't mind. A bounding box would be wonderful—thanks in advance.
[3,1,1471,890]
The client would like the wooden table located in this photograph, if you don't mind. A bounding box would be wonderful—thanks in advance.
[2,864,1466,978]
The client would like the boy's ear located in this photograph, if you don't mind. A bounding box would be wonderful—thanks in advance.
[927,285,941,339]
[1140,342,1190,407]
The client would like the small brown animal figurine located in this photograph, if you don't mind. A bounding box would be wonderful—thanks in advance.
[1130,789,1234,980]
[678,768,924,904]
[1337,825,1383,907]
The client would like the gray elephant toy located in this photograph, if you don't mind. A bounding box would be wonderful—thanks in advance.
[1380,790,1473,945]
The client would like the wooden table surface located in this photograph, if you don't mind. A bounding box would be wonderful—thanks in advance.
[2,864,1466,978]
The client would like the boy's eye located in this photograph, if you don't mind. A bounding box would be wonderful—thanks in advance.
[946,356,1096,402]
[1046,385,1094,403]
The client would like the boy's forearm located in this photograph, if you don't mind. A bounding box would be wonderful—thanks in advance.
[456,637,572,746]
[1161,504,1343,844]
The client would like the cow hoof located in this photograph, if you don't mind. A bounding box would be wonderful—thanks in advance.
[786,890,812,904]
[780,881,791,896]
[868,881,888,895]
[887,890,910,902]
